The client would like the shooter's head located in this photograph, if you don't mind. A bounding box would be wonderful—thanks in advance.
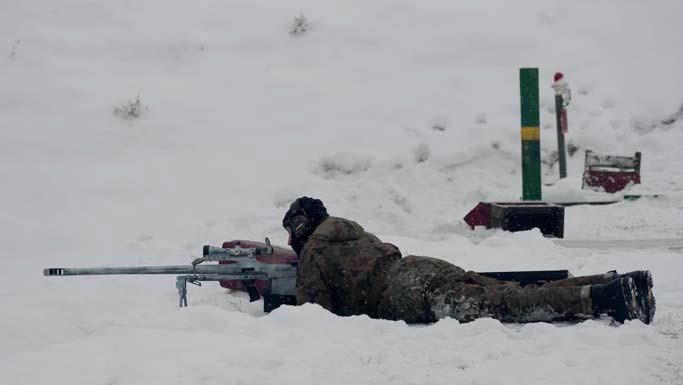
[282,196,329,255]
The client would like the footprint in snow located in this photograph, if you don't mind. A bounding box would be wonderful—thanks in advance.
[601,98,616,109]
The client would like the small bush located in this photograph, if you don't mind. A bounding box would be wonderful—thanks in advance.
[113,95,144,119]
[9,40,20,59]
[290,14,309,36]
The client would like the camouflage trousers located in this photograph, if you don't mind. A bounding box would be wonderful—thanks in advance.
[375,256,617,324]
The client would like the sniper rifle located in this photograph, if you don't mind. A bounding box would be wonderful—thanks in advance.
[43,238,573,312]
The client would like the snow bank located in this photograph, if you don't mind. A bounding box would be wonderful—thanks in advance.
[1,0,682,383]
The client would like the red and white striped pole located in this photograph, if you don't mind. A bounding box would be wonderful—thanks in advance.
[552,72,571,179]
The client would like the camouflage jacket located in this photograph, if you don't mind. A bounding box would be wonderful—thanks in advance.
[296,216,402,317]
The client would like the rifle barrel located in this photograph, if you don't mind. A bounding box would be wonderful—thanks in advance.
[43,264,295,277]
[44,266,194,276]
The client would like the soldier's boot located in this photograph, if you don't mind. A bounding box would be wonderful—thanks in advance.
[590,277,644,323]
[620,271,655,324]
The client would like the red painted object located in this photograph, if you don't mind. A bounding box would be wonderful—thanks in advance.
[463,202,556,229]
[463,202,493,229]
[582,150,641,193]
[583,170,641,193]
[561,108,568,134]
[218,240,298,294]
[463,202,564,238]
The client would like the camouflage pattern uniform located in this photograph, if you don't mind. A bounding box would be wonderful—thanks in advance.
[297,217,604,323]
[296,216,401,316]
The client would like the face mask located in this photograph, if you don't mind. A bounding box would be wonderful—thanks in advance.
[290,235,306,256]
[287,213,311,256]
[288,213,311,239]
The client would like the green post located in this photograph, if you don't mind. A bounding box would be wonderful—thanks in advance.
[519,68,542,200]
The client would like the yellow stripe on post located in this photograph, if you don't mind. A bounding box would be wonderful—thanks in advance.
[521,126,540,141]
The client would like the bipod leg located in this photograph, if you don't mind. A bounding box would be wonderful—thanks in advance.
[176,277,188,307]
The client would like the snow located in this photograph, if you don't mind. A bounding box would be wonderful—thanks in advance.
[2,0,683,384]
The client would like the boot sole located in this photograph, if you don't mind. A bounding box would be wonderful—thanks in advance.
[621,277,646,323]
[627,271,655,324]
[638,271,655,324]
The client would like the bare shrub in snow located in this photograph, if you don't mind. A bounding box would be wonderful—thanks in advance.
[359,354,382,367]
[113,95,145,119]
[290,14,309,36]
[9,40,20,59]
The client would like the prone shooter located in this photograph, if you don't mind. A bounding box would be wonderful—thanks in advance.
[44,197,656,325]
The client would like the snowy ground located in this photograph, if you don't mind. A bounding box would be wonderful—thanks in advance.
[2,0,683,384]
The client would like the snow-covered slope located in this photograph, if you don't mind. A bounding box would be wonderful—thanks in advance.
[1,1,682,384]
